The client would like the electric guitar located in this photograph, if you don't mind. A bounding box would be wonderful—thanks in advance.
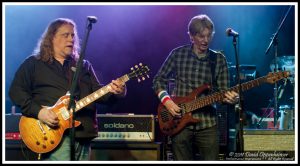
[157,71,289,136]
[19,63,150,154]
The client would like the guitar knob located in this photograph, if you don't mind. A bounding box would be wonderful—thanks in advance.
[36,141,40,145]
[44,136,48,140]
[42,145,46,149]
[50,140,55,144]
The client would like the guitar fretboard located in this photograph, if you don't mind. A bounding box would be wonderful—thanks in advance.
[184,73,282,112]
[74,75,129,112]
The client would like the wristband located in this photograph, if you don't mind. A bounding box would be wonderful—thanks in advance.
[158,90,171,104]
[162,96,171,104]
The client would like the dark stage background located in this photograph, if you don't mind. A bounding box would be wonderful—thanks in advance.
[4,4,296,130]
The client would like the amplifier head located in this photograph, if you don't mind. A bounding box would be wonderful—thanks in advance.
[95,114,155,142]
[5,113,22,140]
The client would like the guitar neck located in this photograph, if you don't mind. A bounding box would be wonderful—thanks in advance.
[74,74,129,112]
[185,75,269,112]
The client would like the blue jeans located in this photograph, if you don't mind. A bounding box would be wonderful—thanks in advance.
[42,134,91,161]
[171,125,219,160]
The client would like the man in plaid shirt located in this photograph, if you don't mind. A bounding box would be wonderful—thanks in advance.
[153,14,239,160]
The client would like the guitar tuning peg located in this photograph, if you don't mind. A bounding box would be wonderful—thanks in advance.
[147,75,150,78]
[142,77,145,81]
[131,67,134,71]
[135,65,138,68]
[139,63,143,66]
[138,78,141,82]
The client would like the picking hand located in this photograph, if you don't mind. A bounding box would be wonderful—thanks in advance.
[38,106,59,127]
[164,100,181,117]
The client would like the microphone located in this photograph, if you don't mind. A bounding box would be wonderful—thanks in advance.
[87,16,97,23]
[226,28,239,37]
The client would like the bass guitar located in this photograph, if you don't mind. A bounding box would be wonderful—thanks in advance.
[157,71,289,136]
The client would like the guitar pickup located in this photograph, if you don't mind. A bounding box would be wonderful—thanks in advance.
[60,107,70,120]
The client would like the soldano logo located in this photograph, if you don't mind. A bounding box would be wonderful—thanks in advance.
[104,123,135,129]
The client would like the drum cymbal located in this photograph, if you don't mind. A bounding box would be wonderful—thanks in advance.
[270,55,294,73]
[270,55,295,84]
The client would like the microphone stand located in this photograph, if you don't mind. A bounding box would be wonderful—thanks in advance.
[232,36,244,153]
[68,17,96,160]
[265,6,292,128]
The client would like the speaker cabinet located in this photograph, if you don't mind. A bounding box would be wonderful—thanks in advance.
[6,140,163,161]
[5,140,38,161]
[5,114,38,161]
[91,140,163,160]
[243,129,295,151]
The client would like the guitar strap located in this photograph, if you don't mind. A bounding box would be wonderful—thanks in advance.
[67,58,81,99]
[208,50,217,90]
[69,58,78,86]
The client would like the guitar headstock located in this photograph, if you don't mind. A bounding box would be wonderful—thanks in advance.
[128,63,150,82]
[266,71,290,84]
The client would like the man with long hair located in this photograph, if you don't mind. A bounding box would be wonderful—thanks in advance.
[9,18,127,160]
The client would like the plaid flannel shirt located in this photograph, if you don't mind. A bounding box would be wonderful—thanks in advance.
[153,44,230,130]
